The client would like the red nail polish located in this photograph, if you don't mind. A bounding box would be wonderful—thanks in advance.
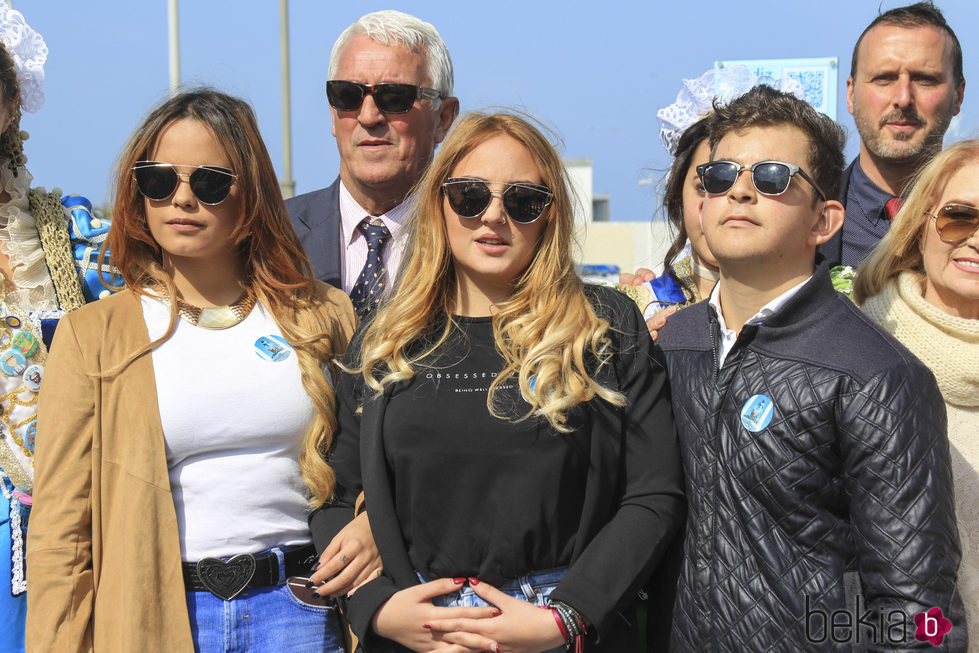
[493,645,501,653]
[423,623,432,629]
[491,609,502,616]
[452,577,466,585]
[468,577,480,586]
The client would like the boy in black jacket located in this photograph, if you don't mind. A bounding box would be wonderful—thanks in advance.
[658,85,965,652]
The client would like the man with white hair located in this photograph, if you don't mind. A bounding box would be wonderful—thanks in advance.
[287,10,459,318]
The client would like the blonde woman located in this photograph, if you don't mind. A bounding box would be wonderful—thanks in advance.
[309,112,685,652]
[26,89,376,652]
[855,139,979,633]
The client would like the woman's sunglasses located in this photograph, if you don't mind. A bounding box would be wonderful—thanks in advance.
[326,80,441,114]
[931,204,979,244]
[696,160,827,201]
[132,161,237,206]
[441,178,553,224]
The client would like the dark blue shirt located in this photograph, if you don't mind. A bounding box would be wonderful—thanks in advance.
[839,159,897,267]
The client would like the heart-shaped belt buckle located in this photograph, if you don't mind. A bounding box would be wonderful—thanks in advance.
[196,554,257,601]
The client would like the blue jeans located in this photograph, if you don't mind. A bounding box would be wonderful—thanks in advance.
[422,567,568,653]
[186,547,343,653]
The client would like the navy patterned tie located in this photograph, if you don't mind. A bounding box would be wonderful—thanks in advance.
[349,219,392,319]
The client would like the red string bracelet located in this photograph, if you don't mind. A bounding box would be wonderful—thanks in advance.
[550,607,570,642]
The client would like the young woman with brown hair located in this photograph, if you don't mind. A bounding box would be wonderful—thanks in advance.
[26,89,373,652]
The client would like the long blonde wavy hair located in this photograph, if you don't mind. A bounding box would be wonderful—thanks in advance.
[854,139,979,305]
[104,89,352,507]
[356,112,625,431]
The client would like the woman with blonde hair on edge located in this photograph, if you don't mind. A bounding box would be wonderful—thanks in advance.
[854,139,979,632]
[26,89,379,652]
[309,111,685,652]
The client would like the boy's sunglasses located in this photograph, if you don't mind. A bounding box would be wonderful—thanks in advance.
[326,80,441,114]
[697,160,827,201]
[931,204,979,244]
[442,178,553,224]
[132,161,237,205]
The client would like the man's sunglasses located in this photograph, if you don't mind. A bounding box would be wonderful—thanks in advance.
[697,160,827,201]
[326,80,441,114]
[931,204,979,244]
[132,161,237,205]
[442,178,553,224]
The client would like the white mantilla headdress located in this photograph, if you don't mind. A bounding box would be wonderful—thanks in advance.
[0,1,46,113]
[657,65,805,156]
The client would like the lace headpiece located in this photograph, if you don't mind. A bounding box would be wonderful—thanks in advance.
[0,1,46,113]
[657,65,804,156]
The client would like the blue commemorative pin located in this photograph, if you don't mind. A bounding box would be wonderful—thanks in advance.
[0,348,26,377]
[25,420,36,454]
[254,335,293,362]
[740,394,774,432]
[22,364,43,392]
[521,375,538,404]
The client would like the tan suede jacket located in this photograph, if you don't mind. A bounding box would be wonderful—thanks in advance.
[25,284,354,652]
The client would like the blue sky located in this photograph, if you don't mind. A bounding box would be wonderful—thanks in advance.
[17,1,979,222]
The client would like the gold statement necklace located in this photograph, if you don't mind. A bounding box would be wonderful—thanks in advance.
[161,287,257,330]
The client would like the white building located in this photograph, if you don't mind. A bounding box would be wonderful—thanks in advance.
[565,158,674,278]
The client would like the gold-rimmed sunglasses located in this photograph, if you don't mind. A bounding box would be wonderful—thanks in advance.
[930,204,979,244]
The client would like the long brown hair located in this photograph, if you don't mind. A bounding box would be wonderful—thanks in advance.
[0,42,26,174]
[105,88,352,506]
[357,111,624,432]
[661,117,709,291]
[107,88,312,298]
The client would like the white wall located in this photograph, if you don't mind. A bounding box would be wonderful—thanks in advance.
[575,220,674,276]
[564,158,594,227]
[564,157,675,277]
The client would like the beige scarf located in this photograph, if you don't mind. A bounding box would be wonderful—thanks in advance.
[861,271,979,408]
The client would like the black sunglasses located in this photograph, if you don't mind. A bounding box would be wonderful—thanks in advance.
[326,80,441,114]
[931,204,979,244]
[132,161,237,205]
[442,178,553,224]
[697,160,827,201]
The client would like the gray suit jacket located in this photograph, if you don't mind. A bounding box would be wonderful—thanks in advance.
[285,178,343,289]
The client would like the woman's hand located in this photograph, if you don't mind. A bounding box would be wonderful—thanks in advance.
[646,305,677,341]
[309,511,381,597]
[425,579,566,653]
[373,578,503,652]
[615,268,674,339]
[619,267,657,287]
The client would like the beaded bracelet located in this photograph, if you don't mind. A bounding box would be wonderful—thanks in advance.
[547,599,586,652]
[554,603,581,638]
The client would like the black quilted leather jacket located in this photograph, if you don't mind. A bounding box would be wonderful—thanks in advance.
[657,264,966,652]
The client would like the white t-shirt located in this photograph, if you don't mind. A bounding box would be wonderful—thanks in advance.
[141,295,314,560]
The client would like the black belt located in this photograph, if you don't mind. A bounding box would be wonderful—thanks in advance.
[183,544,317,600]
